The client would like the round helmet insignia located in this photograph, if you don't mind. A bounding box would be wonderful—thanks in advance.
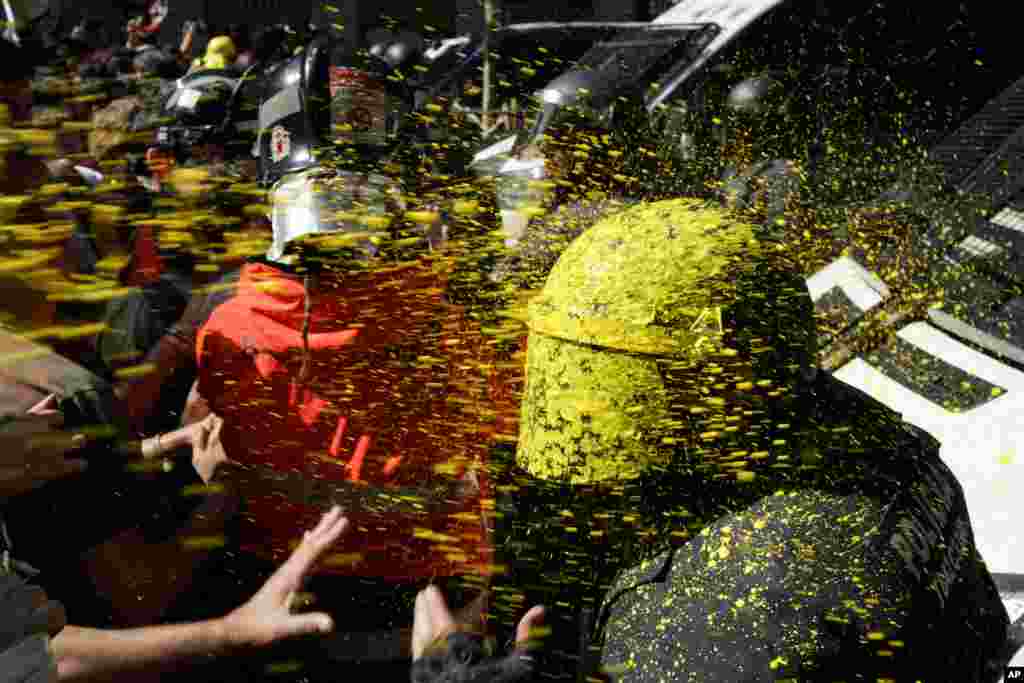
[270,125,291,163]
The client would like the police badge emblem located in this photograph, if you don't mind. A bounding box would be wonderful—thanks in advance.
[270,126,291,163]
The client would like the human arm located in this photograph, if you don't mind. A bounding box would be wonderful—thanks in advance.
[79,412,229,629]
[137,409,225,482]
[49,620,232,682]
[51,506,348,681]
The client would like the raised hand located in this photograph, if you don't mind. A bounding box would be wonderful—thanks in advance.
[412,584,545,660]
[190,413,227,484]
[222,506,350,649]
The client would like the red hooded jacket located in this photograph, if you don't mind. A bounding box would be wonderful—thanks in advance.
[195,256,497,582]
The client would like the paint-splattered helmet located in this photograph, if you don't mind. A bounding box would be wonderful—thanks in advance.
[516,199,816,484]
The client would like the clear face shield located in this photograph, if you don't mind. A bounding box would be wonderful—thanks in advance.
[267,167,450,264]
[492,150,550,248]
[268,169,393,262]
[472,95,613,247]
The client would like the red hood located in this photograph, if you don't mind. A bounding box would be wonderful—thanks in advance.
[199,259,448,356]
[196,258,497,581]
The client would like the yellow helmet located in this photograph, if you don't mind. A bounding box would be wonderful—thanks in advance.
[201,36,237,70]
[517,198,816,484]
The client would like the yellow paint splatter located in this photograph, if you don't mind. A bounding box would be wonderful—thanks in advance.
[181,535,226,550]
[114,363,157,380]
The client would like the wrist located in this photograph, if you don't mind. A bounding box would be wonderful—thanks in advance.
[115,439,145,459]
[141,434,160,459]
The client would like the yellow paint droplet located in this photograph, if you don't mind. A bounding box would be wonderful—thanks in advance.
[453,199,480,215]
[322,552,364,567]
[405,210,441,224]
[413,528,458,543]
[114,363,157,380]
[265,660,303,674]
[181,483,226,496]
[361,214,393,229]
[181,535,226,550]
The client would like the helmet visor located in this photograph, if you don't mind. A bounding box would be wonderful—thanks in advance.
[267,169,397,261]
[516,332,676,485]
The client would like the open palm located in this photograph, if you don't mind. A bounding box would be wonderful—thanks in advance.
[223,506,349,648]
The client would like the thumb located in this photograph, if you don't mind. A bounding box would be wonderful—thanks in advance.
[286,612,334,638]
[27,394,59,416]
[514,605,546,650]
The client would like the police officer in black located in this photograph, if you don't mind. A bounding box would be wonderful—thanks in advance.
[715,74,804,235]
[408,197,1012,683]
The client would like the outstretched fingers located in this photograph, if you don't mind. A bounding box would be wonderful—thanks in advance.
[269,506,349,595]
